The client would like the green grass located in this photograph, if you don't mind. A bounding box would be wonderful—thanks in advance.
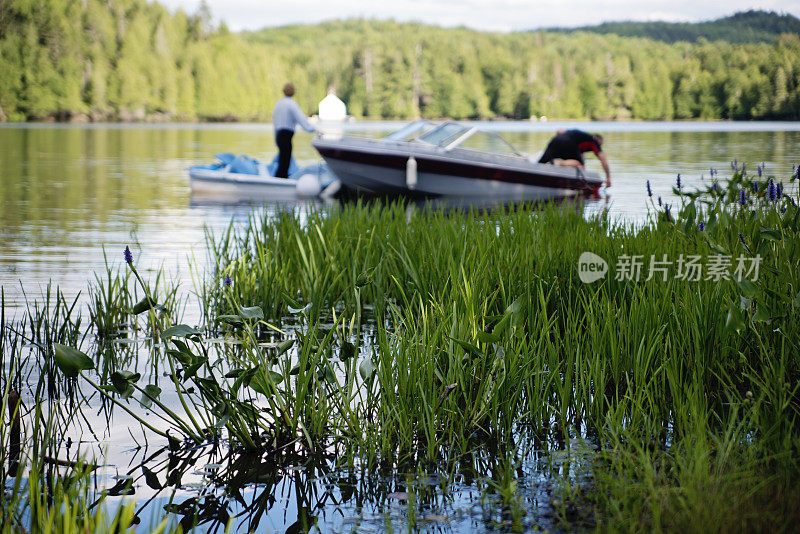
[4,167,799,531]
[194,168,799,528]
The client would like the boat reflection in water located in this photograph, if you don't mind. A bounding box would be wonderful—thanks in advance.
[313,120,603,200]
[334,188,598,219]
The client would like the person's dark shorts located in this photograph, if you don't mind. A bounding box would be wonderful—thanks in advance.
[538,137,584,164]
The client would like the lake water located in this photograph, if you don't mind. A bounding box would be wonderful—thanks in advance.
[2,120,799,532]
[1,121,799,314]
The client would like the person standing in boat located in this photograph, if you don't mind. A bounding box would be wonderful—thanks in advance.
[538,129,611,187]
[273,83,316,178]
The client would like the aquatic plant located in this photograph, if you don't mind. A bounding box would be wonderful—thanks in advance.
[11,163,800,532]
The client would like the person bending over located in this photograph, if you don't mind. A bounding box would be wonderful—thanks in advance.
[539,129,611,187]
[272,83,316,178]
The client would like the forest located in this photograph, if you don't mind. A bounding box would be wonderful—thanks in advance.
[555,10,800,45]
[1,1,799,122]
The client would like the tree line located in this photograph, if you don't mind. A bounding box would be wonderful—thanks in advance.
[554,10,800,45]
[1,0,799,122]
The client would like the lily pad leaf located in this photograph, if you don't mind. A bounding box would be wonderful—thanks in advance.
[340,341,357,360]
[734,277,760,299]
[111,370,141,394]
[477,314,511,343]
[319,365,337,385]
[725,304,745,334]
[269,371,284,385]
[450,337,483,358]
[282,291,302,309]
[239,306,264,320]
[139,384,162,409]
[162,325,202,339]
[183,357,208,381]
[248,372,282,396]
[215,413,231,430]
[216,315,243,327]
[287,303,312,314]
[355,269,374,287]
[53,343,95,378]
[224,368,245,379]
[167,349,192,366]
[107,477,134,496]
[760,227,781,242]
[142,466,162,490]
[132,297,157,315]
[359,357,376,381]
[505,297,524,315]
[275,338,294,357]
[753,306,771,323]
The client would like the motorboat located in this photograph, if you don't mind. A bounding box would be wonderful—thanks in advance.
[312,121,602,199]
[189,153,339,200]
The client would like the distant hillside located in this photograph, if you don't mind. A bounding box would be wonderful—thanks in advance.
[2,3,800,122]
[550,10,800,44]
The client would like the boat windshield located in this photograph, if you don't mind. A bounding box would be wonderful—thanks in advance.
[383,120,432,141]
[417,123,469,146]
[380,121,524,157]
[454,130,523,156]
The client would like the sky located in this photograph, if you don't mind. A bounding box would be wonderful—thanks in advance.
[158,0,800,32]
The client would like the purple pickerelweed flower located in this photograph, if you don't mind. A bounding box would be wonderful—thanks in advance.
[739,190,747,205]
[781,205,787,213]
[124,246,133,265]
[658,196,662,207]
[757,165,763,178]
[698,221,705,231]
[223,275,233,287]
[777,183,783,199]
[646,180,652,197]
[768,179,777,202]
[676,174,682,189]
[753,182,759,194]
[712,182,719,192]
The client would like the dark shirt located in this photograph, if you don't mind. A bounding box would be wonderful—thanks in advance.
[562,130,602,156]
[539,129,602,164]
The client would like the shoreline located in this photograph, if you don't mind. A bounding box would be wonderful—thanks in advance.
[3,119,800,133]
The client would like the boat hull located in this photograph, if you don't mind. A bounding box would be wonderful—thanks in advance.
[188,161,338,201]
[189,168,299,200]
[313,138,601,199]
[324,159,580,199]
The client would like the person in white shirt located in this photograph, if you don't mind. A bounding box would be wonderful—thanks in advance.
[272,83,316,177]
